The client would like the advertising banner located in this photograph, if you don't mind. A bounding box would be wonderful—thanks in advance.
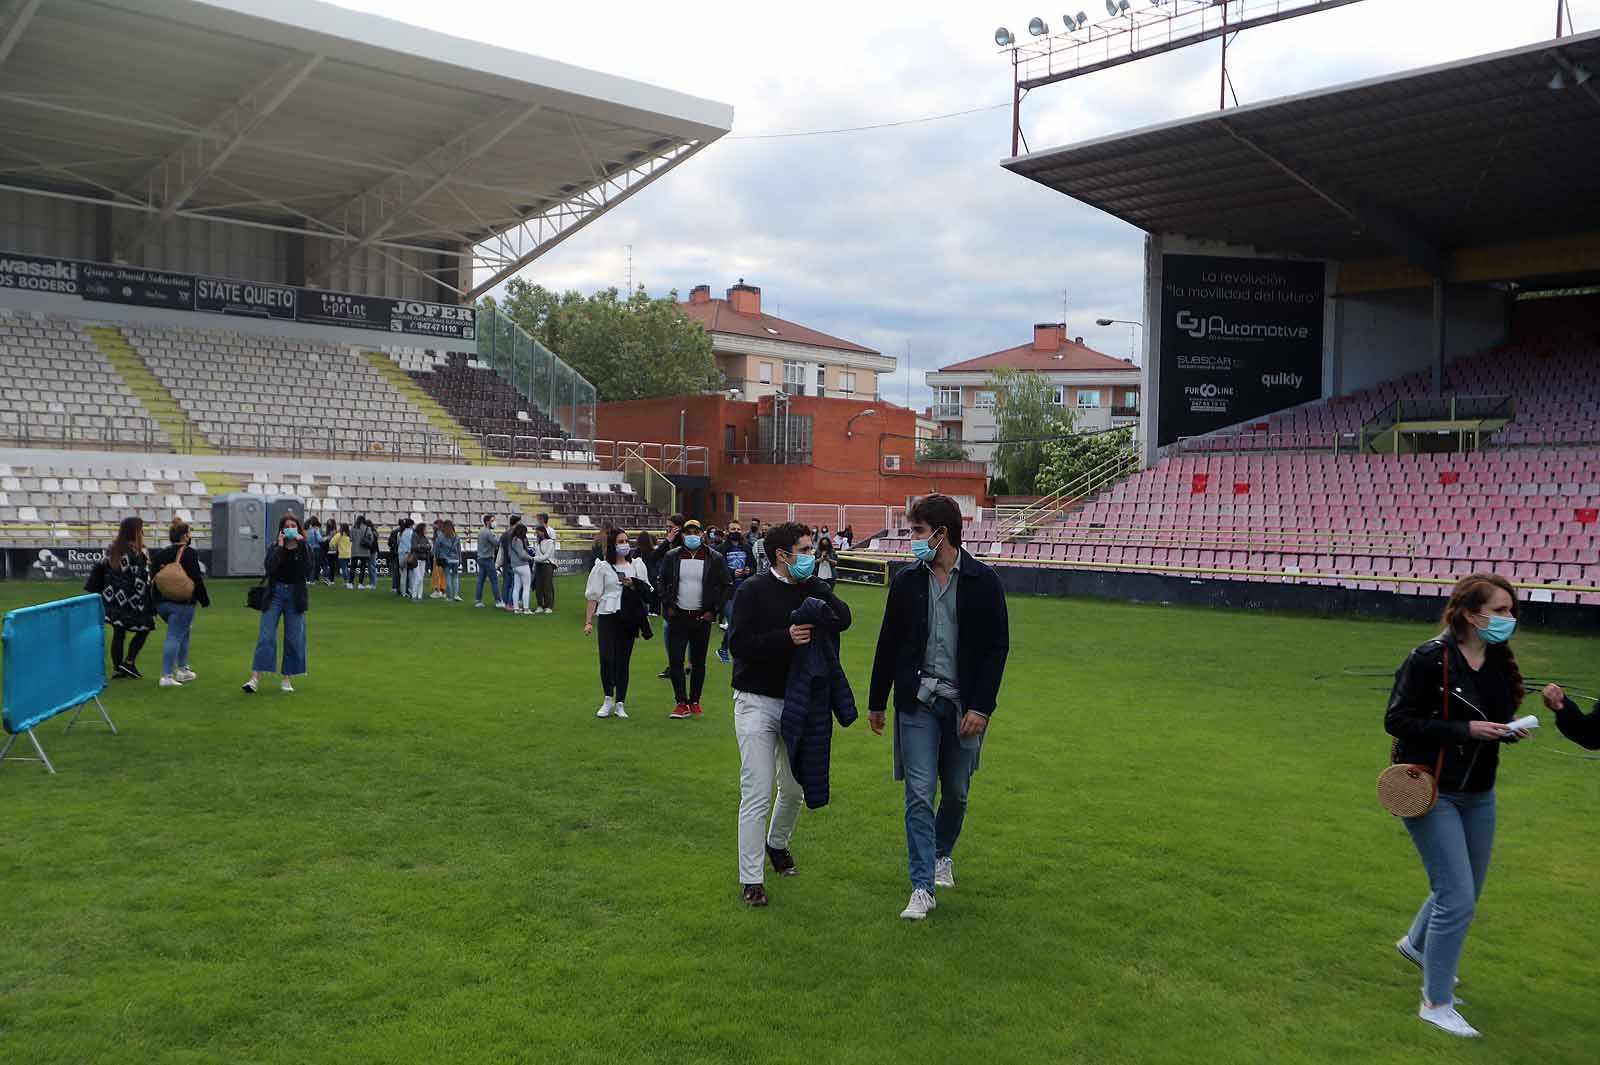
[1158,254,1324,445]
[80,262,194,311]
[0,252,79,295]
[196,276,298,320]
[0,248,472,341]
[3,547,213,582]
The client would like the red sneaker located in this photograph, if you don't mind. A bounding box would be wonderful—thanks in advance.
[669,703,692,720]
[690,701,703,716]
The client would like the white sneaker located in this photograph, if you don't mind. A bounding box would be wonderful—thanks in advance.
[475,601,485,608]
[175,668,198,682]
[613,703,629,719]
[159,674,183,687]
[899,888,937,921]
[934,857,955,889]
[597,698,614,718]
[281,680,295,693]
[1418,1001,1481,1038]
[346,583,354,589]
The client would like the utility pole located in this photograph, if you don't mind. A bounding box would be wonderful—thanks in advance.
[905,340,912,408]
[1061,288,1069,330]
[625,244,633,297]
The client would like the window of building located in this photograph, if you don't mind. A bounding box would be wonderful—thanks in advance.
[937,387,960,408]
[1050,385,1066,405]
[974,390,996,409]
[1077,390,1101,409]
[758,362,772,384]
[783,360,805,393]
[840,371,856,394]
[1124,390,1138,408]
[725,492,736,513]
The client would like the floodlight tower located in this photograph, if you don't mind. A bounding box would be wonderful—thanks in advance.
[996,0,1371,156]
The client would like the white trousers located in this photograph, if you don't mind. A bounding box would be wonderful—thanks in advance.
[408,565,425,599]
[513,564,532,611]
[734,689,803,884]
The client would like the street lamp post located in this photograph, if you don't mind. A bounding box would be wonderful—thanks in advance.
[846,408,877,439]
[1095,317,1144,362]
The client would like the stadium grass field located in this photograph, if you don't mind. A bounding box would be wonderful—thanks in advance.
[0,574,1594,1064]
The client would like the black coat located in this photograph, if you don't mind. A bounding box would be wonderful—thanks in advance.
[869,549,1010,717]
[1556,696,1600,750]
[265,544,312,613]
[781,596,858,810]
[150,543,211,608]
[1385,633,1520,792]
[658,545,732,618]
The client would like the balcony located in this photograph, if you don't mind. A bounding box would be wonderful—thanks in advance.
[1111,405,1140,418]
[934,403,963,420]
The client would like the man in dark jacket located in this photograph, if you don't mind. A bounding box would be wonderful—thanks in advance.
[658,519,731,719]
[1542,683,1600,749]
[728,521,853,907]
[869,494,1009,921]
[650,514,685,678]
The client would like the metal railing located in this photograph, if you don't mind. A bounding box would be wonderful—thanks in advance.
[622,449,677,517]
[933,404,963,420]
[1360,394,1515,454]
[0,415,172,453]
[995,436,1141,540]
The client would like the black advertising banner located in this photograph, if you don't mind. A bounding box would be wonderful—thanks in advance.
[80,262,194,311]
[196,276,298,320]
[3,546,212,581]
[0,247,474,342]
[294,289,391,332]
[386,298,475,341]
[0,252,79,295]
[1158,254,1324,445]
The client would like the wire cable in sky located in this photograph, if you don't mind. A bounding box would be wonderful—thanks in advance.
[725,101,1010,141]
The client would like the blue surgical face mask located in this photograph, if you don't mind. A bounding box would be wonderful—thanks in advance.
[1477,614,1516,644]
[787,552,816,581]
[282,527,300,541]
[910,529,943,564]
[683,534,702,551]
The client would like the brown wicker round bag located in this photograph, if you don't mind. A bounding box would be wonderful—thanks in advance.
[1378,645,1448,817]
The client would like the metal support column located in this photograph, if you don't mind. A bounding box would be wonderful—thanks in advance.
[1431,277,1447,397]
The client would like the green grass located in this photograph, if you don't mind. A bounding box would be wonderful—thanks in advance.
[0,577,1595,1064]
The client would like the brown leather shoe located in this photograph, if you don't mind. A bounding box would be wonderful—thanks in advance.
[742,883,768,907]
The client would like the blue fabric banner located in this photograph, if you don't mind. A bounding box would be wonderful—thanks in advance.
[2,594,106,734]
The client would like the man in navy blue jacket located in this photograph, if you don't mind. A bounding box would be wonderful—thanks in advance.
[869,494,1009,920]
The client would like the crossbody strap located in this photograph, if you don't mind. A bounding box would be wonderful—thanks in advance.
[1434,642,1450,780]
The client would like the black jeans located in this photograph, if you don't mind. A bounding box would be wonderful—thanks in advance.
[390,552,403,593]
[596,613,637,702]
[352,556,370,585]
[110,626,150,669]
[535,562,556,610]
[667,613,712,704]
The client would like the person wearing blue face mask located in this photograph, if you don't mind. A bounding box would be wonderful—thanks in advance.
[244,513,312,694]
[659,519,731,719]
[1384,572,1530,1038]
[726,521,854,907]
[868,494,1010,921]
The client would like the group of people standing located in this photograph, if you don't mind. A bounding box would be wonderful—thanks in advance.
[470,512,559,614]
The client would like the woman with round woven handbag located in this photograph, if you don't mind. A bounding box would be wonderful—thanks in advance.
[150,519,209,689]
[1382,573,1530,1038]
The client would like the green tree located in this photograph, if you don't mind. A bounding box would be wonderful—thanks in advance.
[989,367,1074,494]
[916,437,970,463]
[489,279,719,402]
[1036,426,1136,497]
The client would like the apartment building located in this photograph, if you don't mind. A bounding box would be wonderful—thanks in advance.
[924,322,1142,464]
[679,281,896,403]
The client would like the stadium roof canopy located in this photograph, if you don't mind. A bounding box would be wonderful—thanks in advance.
[1003,29,1600,279]
[0,0,733,298]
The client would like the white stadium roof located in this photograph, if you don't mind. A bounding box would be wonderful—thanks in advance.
[0,0,734,297]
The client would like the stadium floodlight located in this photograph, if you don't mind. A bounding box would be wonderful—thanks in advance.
[1576,65,1593,86]
[996,26,1015,46]
[1029,17,1049,36]
[1063,12,1083,30]
[1550,71,1566,91]
[1106,0,1130,15]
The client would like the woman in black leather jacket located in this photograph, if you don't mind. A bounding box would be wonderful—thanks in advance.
[1384,572,1529,1038]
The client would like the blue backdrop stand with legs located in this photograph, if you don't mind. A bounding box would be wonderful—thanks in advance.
[1,594,118,775]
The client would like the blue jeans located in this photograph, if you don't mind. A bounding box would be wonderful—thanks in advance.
[252,583,307,676]
[901,696,981,891]
[1403,788,1496,1004]
[156,600,195,677]
[475,561,499,603]
[500,564,516,607]
[445,562,460,599]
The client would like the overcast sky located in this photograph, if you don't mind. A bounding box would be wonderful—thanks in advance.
[334,0,1591,409]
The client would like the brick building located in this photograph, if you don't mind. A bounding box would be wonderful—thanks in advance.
[679,281,897,403]
[596,392,988,529]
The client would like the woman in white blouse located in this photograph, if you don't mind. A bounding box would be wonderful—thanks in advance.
[584,528,652,719]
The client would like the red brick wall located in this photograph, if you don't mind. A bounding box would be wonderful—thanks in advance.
[597,394,988,527]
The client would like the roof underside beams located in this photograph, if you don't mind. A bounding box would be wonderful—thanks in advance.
[0,0,731,299]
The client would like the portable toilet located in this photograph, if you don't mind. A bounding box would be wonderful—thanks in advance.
[210,493,268,577]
